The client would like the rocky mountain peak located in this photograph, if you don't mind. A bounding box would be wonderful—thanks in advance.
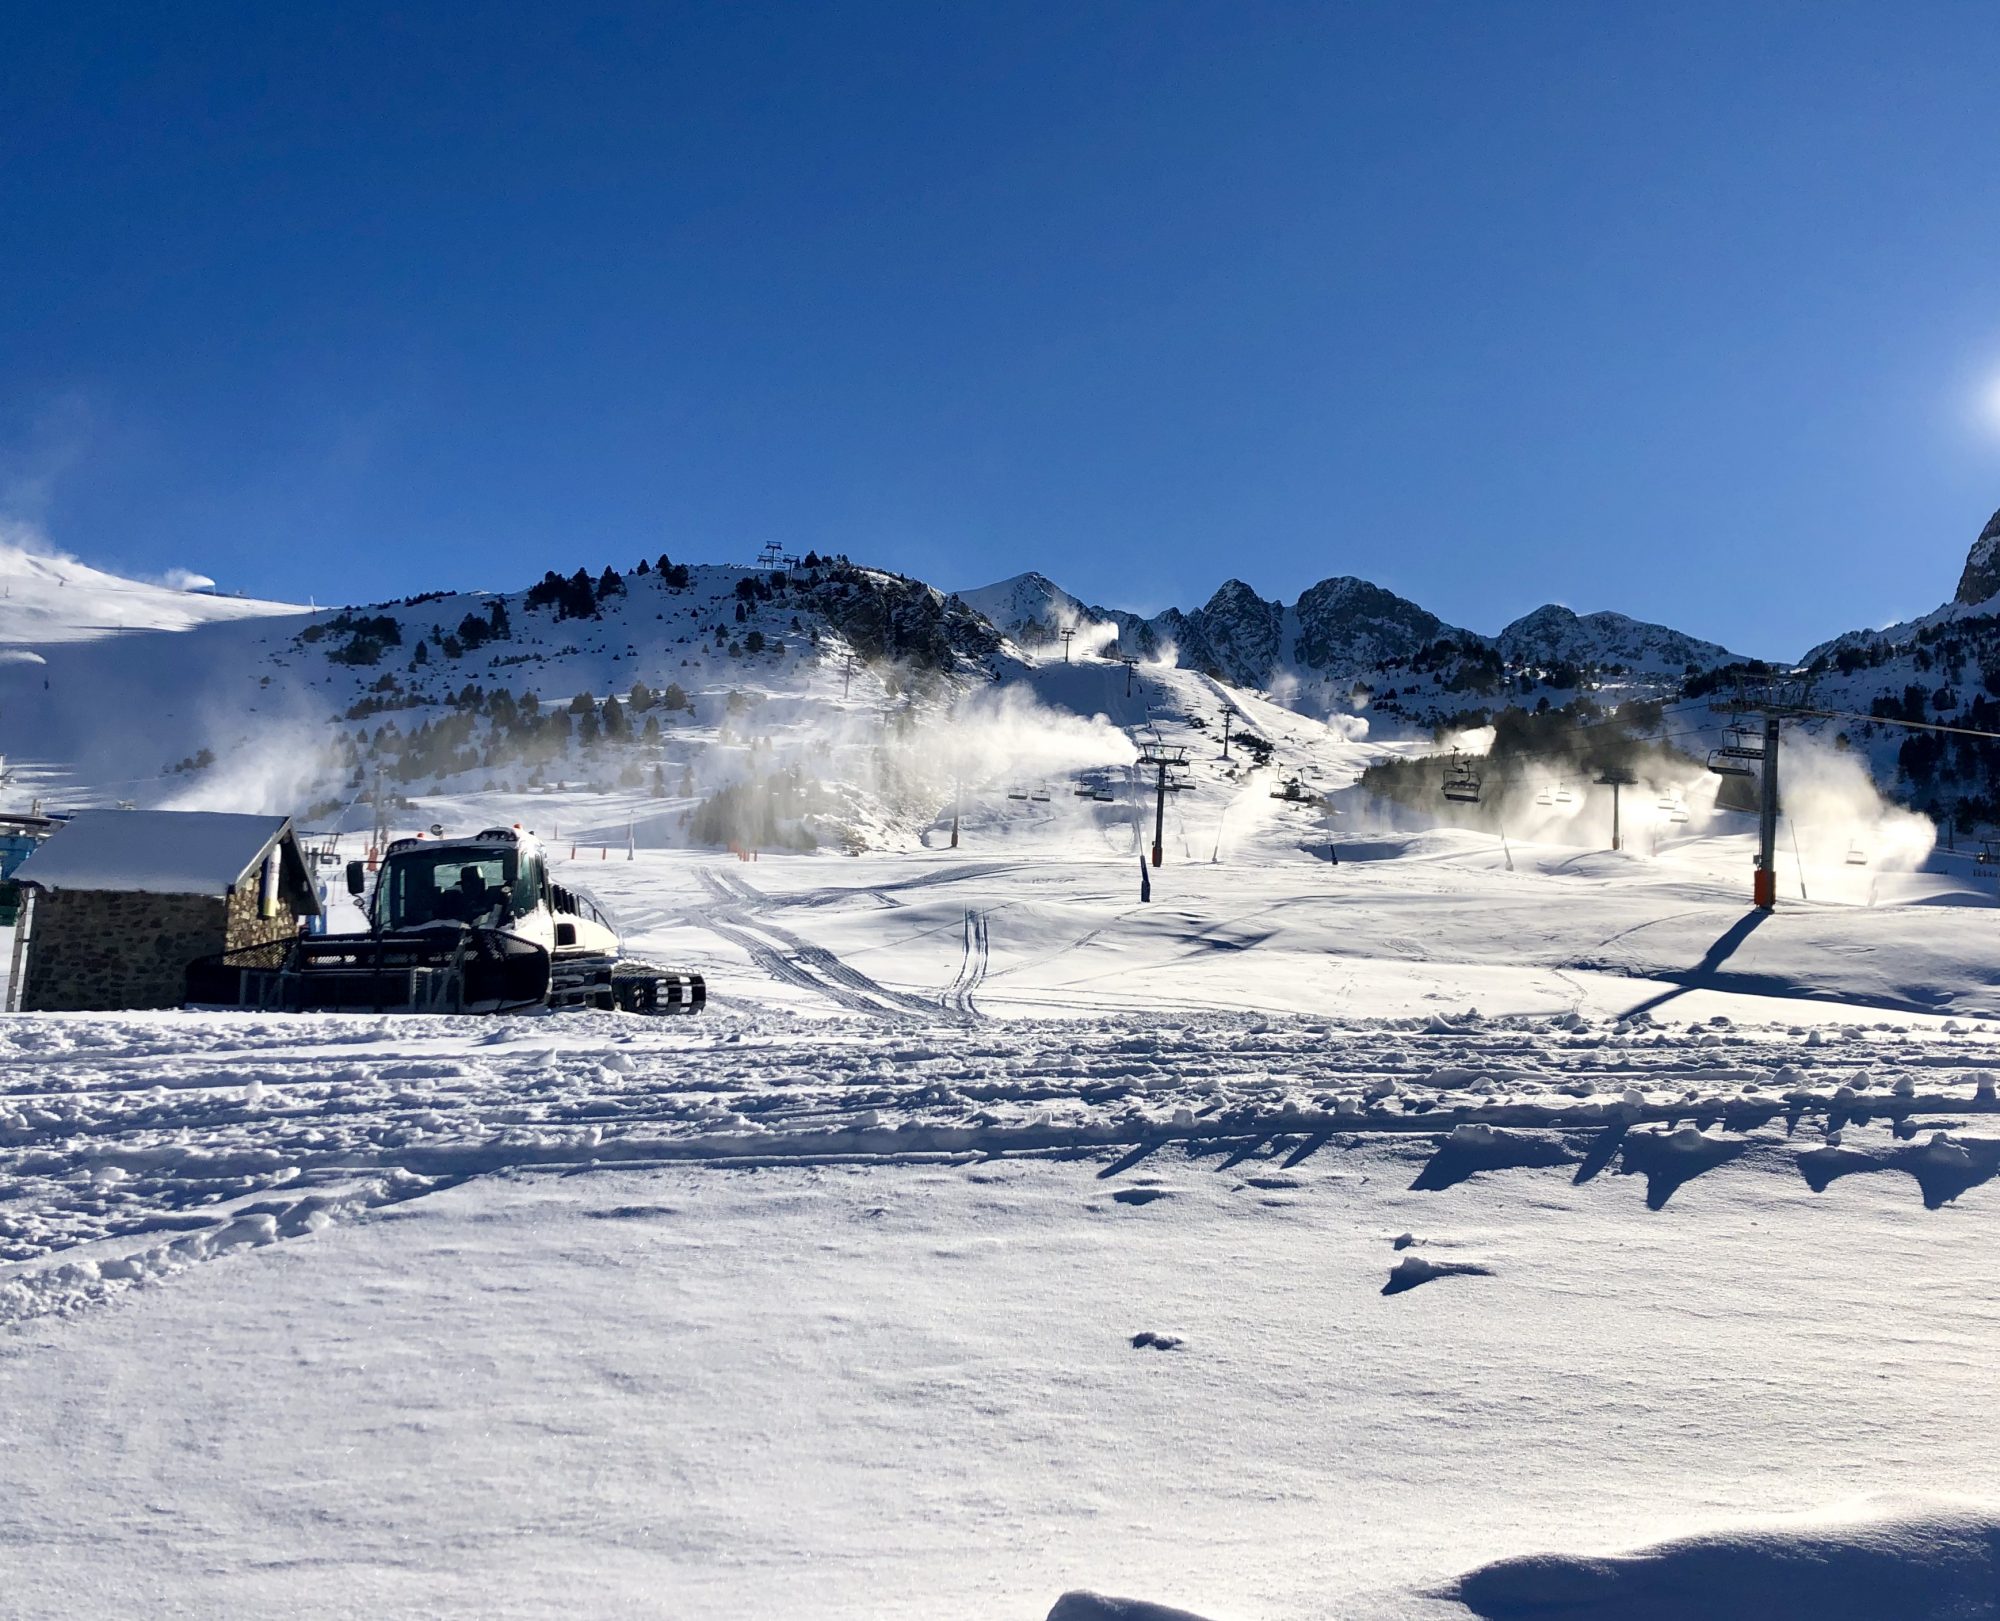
[1952,508,2000,606]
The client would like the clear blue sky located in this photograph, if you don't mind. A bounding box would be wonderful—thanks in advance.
[6,2,2000,657]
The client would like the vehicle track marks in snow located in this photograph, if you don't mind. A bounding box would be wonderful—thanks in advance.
[941,909,991,1019]
[692,870,949,1020]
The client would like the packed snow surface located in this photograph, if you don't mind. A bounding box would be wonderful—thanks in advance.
[4,746,2000,1616]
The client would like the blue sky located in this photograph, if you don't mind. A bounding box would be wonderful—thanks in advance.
[5,2,2000,656]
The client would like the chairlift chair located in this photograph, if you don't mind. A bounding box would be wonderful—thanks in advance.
[1669,800,1690,825]
[1553,782,1574,804]
[1535,785,1553,807]
[1707,726,1765,778]
[1845,839,1868,867]
[1441,756,1482,804]
[1029,788,1051,803]
[1006,790,1029,802]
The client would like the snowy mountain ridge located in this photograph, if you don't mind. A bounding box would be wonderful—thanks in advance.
[0,533,302,645]
[7,498,2000,826]
[965,565,1739,715]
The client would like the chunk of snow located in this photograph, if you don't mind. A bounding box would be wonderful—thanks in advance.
[1047,1594,1219,1621]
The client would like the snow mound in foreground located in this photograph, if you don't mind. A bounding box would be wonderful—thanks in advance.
[1453,1498,2000,1619]
[1048,1593,1221,1621]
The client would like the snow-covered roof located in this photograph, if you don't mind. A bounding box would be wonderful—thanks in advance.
[13,810,297,896]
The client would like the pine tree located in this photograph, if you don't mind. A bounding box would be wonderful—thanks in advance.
[629,680,654,712]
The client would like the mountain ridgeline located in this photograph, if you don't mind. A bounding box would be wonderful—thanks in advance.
[9,504,2000,835]
[960,503,2000,825]
[961,568,1742,727]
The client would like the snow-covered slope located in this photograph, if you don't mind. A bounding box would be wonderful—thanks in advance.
[0,537,301,644]
[0,554,1033,846]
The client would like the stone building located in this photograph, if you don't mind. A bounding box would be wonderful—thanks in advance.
[11,810,321,1012]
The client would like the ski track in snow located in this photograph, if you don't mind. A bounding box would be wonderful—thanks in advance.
[5,1006,2000,1326]
[940,908,991,1018]
[688,869,949,1021]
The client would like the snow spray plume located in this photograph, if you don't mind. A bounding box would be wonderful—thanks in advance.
[1072,618,1124,660]
[1776,733,1935,882]
[157,692,350,817]
[678,664,1139,851]
[1357,713,1934,889]
[823,683,1136,815]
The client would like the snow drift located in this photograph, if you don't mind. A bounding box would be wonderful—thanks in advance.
[1452,1497,2000,1620]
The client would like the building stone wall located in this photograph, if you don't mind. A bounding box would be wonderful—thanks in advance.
[224,876,304,958]
[22,890,232,1012]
